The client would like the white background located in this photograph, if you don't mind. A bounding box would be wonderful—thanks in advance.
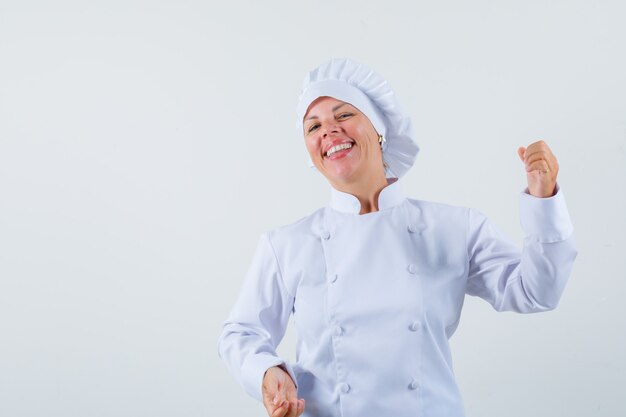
[1,1,625,416]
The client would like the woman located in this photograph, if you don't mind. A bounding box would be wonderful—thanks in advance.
[218,58,577,417]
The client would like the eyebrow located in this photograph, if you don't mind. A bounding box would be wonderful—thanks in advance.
[305,103,348,121]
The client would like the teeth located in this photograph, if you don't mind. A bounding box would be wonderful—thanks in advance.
[326,142,353,157]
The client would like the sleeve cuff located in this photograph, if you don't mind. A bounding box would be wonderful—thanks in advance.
[519,183,574,243]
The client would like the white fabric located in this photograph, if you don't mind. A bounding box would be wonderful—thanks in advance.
[218,180,577,417]
[296,58,420,179]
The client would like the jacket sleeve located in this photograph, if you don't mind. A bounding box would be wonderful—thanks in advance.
[465,185,578,312]
[217,232,297,401]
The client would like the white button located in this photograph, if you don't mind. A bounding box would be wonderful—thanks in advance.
[338,382,350,393]
[321,230,331,240]
[407,264,417,274]
[409,379,419,390]
[334,326,344,336]
[328,273,338,283]
[407,224,416,233]
[409,321,421,332]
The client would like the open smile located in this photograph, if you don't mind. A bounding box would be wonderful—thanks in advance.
[323,140,355,160]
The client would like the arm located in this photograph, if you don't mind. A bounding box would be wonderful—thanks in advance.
[466,140,577,312]
[466,186,577,312]
[217,233,298,400]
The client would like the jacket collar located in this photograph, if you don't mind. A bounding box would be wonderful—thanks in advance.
[329,178,405,214]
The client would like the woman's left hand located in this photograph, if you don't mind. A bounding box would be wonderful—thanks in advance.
[517,140,559,198]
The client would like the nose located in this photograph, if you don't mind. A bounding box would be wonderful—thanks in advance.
[321,121,340,138]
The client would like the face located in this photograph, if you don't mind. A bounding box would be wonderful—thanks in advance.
[303,96,384,186]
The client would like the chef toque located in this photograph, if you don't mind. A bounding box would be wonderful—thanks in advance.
[296,58,419,179]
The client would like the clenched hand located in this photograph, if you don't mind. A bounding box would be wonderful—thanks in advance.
[517,140,559,198]
[262,366,305,417]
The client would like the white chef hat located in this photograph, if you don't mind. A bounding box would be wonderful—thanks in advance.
[296,58,419,179]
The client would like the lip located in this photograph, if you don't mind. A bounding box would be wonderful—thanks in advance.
[322,139,355,158]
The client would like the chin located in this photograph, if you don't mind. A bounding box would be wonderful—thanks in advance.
[328,170,360,185]
[323,162,355,180]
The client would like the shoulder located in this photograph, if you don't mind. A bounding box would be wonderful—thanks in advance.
[403,197,488,237]
[264,207,327,253]
[404,198,495,248]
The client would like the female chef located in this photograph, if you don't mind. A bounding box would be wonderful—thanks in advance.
[218,58,577,417]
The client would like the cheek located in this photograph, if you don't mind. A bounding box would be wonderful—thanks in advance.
[348,120,374,141]
[304,137,319,156]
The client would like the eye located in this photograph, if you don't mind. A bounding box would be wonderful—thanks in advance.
[337,112,354,120]
[307,123,320,133]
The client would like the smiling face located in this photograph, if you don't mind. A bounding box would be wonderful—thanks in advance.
[303,96,385,187]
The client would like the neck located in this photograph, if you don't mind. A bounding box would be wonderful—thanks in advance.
[331,172,390,215]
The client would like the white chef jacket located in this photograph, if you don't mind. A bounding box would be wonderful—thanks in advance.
[218,178,577,417]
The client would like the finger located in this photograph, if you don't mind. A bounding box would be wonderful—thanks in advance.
[524,150,556,166]
[264,396,287,417]
[526,155,550,169]
[269,400,290,417]
[296,399,306,416]
[525,139,548,151]
[517,146,526,163]
[262,386,278,408]
[523,143,555,162]
[284,401,297,417]
[274,372,291,406]
[276,382,295,417]
[264,385,284,408]
[525,152,558,169]
[277,380,289,405]
[525,155,557,173]
[526,160,551,173]
[262,374,286,415]
[523,148,553,163]
[285,395,302,417]
[523,139,548,151]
